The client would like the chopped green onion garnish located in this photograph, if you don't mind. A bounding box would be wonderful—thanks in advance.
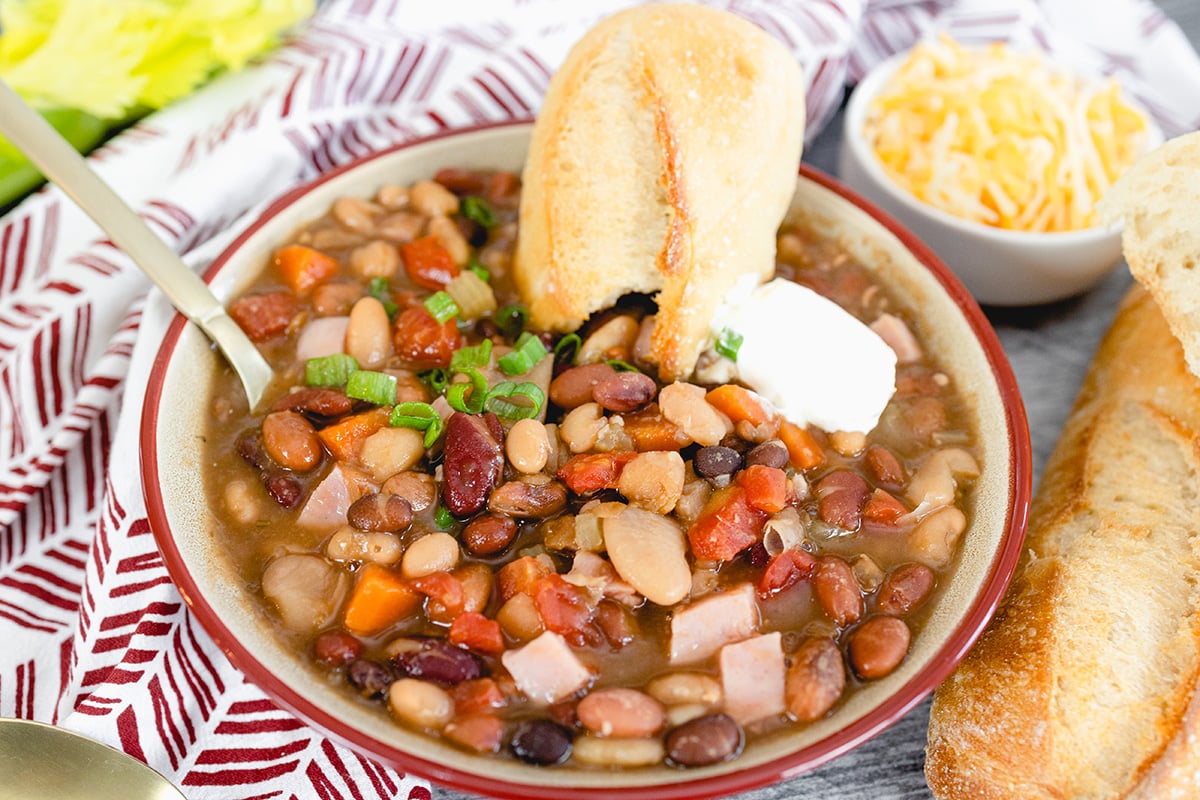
[495,304,527,339]
[467,256,490,283]
[606,359,641,373]
[553,333,581,363]
[715,327,744,362]
[484,381,546,420]
[419,368,448,394]
[446,367,488,414]
[389,401,444,448]
[434,505,456,530]
[423,291,459,324]
[346,370,398,406]
[449,339,493,372]
[498,331,547,375]
[461,196,497,228]
[305,354,359,387]
[368,277,399,319]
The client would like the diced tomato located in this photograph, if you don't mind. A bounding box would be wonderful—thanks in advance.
[862,488,908,524]
[411,572,465,616]
[401,235,459,290]
[779,420,826,471]
[451,678,507,715]
[737,464,789,514]
[449,611,505,655]
[273,244,339,295]
[392,306,464,369]
[687,486,767,562]
[342,564,421,636]
[316,407,390,462]
[497,556,553,601]
[229,291,299,343]
[534,574,598,647]
[556,452,639,494]
[757,549,818,598]
[705,385,776,427]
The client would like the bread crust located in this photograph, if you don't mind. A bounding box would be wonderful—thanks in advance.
[926,286,1200,799]
[513,3,805,380]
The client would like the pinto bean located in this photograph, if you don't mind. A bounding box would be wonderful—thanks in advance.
[347,493,414,532]
[784,637,846,721]
[381,471,437,513]
[864,445,904,487]
[261,411,321,471]
[812,556,863,627]
[442,411,504,515]
[550,363,618,409]
[814,470,871,530]
[848,616,911,679]
[665,713,744,767]
[462,513,518,556]
[576,688,665,738]
[592,371,657,413]
[877,563,936,617]
[488,478,568,519]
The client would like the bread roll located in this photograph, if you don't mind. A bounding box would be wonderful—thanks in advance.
[513,3,805,380]
[925,286,1200,798]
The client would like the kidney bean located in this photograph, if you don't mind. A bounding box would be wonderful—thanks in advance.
[390,637,482,686]
[272,387,354,418]
[510,718,573,765]
[848,616,911,679]
[694,445,743,478]
[442,411,504,515]
[576,688,665,738]
[592,371,657,413]
[784,638,846,722]
[261,411,322,472]
[864,445,904,487]
[812,556,863,627]
[814,470,871,530]
[265,473,303,508]
[877,563,936,617]
[487,478,568,519]
[314,630,363,667]
[550,363,619,409]
[347,659,393,698]
[462,513,518,556]
[665,713,744,768]
[744,440,788,469]
[347,493,414,532]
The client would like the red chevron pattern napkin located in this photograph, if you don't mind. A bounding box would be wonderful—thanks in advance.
[2,1,1198,798]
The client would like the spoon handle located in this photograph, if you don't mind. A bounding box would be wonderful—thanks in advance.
[0,78,273,409]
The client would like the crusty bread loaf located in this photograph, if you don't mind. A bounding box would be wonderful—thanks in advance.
[1098,131,1200,381]
[513,3,805,380]
[925,285,1200,798]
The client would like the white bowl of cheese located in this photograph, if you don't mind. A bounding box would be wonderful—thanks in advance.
[838,37,1161,307]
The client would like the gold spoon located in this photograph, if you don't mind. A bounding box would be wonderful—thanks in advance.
[0,718,186,800]
[0,78,273,411]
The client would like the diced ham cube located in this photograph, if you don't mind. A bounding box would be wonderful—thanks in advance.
[870,313,922,364]
[669,583,759,665]
[501,631,592,705]
[296,316,350,362]
[719,632,785,725]
[297,465,350,529]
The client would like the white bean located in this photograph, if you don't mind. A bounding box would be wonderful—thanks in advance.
[359,427,425,482]
[401,531,461,578]
[344,296,392,369]
[658,382,731,447]
[388,679,453,730]
[506,417,550,473]
[409,180,459,216]
[572,734,664,767]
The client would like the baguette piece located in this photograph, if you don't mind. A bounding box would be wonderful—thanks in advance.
[1098,131,1200,380]
[513,3,805,380]
[925,286,1200,798]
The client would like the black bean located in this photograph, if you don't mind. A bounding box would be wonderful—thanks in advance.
[666,713,744,768]
[347,659,393,699]
[510,719,573,765]
[745,440,789,470]
[694,445,742,478]
[391,638,483,686]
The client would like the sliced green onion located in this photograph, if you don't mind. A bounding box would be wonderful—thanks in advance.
[553,333,581,363]
[419,368,448,394]
[369,277,399,319]
[305,354,359,387]
[446,367,488,414]
[467,256,490,283]
[389,401,445,448]
[715,327,744,362]
[484,381,546,420]
[606,359,641,373]
[423,291,460,324]
[494,304,527,340]
[346,370,398,406]
[461,195,497,228]
[434,505,456,530]
[449,339,493,372]
[498,331,547,376]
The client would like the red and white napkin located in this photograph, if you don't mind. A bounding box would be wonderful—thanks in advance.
[2,1,1197,797]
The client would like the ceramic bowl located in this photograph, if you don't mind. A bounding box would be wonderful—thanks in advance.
[141,121,1031,799]
[839,49,1162,307]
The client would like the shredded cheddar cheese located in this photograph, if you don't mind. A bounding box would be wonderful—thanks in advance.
[863,36,1151,233]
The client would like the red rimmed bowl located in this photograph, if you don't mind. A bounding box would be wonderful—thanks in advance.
[140,121,1031,799]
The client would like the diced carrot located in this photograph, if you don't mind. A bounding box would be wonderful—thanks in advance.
[410,572,465,615]
[497,556,553,601]
[449,611,505,655]
[862,488,908,524]
[705,385,776,427]
[779,420,826,471]
[342,564,421,636]
[401,235,459,290]
[556,452,639,494]
[757,549,818,598]
[687,485,767,562]
[273,244,339,295]
[737,465,789,514]
[451,678,507,715]
[316,407,390,463]
[534,574,598,647]
[622,407,691,451]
